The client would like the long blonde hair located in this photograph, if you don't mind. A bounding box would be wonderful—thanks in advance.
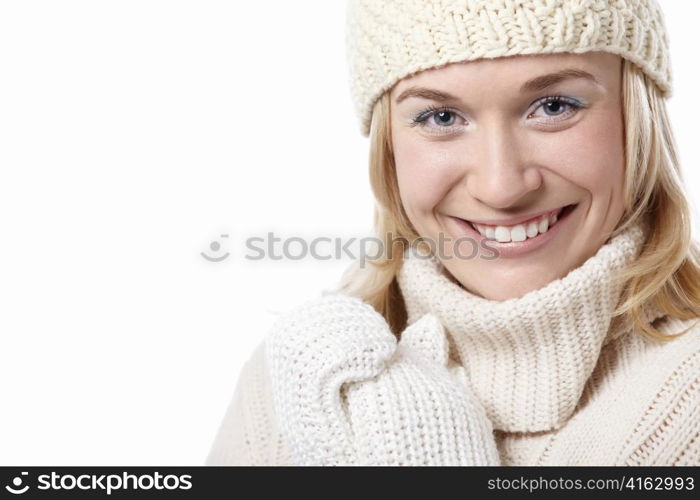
[337,58,700,341]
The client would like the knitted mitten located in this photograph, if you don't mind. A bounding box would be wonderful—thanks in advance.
[265,293,501,466]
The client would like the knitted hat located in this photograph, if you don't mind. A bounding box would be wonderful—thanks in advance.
[345,0,672,137]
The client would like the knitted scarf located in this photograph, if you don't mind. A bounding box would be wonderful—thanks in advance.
[397,221,667,433]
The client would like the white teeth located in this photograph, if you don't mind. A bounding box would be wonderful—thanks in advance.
[526,222,539,238]
[510,224,527,242]
[474,224,486,236]
[494,226,511,242]
[470,208,566,242]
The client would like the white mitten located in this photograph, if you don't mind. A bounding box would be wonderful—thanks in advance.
[265,293,500,466]
[265,293,396,465]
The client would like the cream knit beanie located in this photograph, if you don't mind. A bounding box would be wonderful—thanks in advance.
[345,0,672,137]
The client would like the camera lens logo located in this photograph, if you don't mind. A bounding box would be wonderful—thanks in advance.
[5,472,29,495]
[201,233,230,262]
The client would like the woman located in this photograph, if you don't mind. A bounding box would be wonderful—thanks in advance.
[207,0,700,465]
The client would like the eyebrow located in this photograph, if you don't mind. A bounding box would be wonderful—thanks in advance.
[520,68,600,93]
[394,68,601,104]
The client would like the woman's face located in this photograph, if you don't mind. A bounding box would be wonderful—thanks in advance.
[390,51,625,300]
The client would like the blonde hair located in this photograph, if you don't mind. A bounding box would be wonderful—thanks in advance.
[337,58,700,341]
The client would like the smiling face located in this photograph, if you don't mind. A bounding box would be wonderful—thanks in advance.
[390,51,626,300]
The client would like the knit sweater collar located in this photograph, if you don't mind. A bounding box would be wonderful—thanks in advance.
[397,221,666,433]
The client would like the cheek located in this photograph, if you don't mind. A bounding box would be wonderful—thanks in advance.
[539,109,625,197]
[393,136,459,219]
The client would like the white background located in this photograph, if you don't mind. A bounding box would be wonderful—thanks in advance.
[0,1,697,465]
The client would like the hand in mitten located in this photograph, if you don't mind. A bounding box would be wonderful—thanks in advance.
[344,311,501,465]
[265,293,500,466]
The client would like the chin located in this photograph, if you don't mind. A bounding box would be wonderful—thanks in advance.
[445,260,567,301]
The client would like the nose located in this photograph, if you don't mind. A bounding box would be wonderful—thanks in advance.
[466,120,542,209]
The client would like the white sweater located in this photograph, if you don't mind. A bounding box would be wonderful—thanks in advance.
[206,222,700,465]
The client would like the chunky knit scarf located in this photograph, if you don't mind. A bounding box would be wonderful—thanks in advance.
[397,220,667,434]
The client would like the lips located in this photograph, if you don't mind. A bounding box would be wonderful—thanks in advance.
[450,203,579,257]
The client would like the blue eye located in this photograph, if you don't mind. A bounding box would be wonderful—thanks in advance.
[432,110,456,126]
[530,96,583,119]
[410,106,464,132]
[410,95,585,134]
[544,100,565,115]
